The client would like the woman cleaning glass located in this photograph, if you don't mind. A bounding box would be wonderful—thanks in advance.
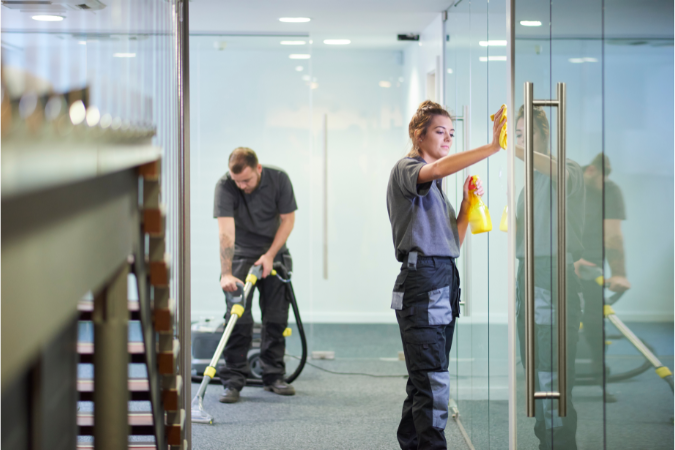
[386,100,505,450]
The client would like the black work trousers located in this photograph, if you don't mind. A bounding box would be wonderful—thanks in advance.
[516,259,582,450]
[393,255,460,450]
[579,278,604,373]
[219,251,292,391]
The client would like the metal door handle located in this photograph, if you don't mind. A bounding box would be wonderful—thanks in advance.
[524,81,567,417]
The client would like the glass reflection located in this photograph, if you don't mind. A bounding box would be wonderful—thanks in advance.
[515,105,586,449]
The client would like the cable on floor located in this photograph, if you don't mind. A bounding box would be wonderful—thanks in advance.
[285,353,408,378]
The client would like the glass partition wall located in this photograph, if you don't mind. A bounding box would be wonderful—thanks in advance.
[445,1,510,447]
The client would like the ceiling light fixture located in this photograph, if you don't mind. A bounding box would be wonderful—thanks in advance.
[447,69,453,74]
[479,40,507,47]
[295,66,304,72]
[289,54,310,59]
[78,41,87,45]
[479,56,507,62]
[569,57,598,63]
[520,20,542,27]
[379,81,392,88]
[281,40,307,45]
[324,39,351,45]
[32,15,64,22]
[113,53,136,58]
[279,17,311,23]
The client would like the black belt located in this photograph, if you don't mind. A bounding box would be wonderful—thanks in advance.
[402,251,455,271]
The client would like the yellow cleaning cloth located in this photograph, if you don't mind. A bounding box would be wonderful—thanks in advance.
[490,104,507,149]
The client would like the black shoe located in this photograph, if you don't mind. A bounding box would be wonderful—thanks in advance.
[218,387,240,403]
[263,379,296,396]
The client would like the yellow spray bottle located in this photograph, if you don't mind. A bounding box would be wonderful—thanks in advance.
[468,175,492,234]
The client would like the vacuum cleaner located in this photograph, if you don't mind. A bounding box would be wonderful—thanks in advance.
[191,261,307,425]
[576,265,673,391]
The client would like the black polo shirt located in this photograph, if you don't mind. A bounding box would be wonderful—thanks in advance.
[213,165,297,258]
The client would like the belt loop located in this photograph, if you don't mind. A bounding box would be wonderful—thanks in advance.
[407,251,418,271]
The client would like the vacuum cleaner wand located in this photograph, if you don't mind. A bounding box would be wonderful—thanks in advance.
[191,264,273,425]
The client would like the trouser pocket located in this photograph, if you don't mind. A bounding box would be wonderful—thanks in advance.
[402,327,445,371]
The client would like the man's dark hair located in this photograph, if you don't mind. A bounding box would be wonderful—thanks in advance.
[229,147,259,174]
[588,153,612,177]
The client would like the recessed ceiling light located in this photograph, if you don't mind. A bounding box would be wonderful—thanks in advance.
[289,54,310,59]
[479,56,507,62]
[114,53,136,58]
[379,81,392,88]
[295,66,304,72]
[69,100,86,125]
[479,40,507,47]
[78,41,87,45]
[520,20,542,27]
[279,17,311,23]
[32,15,64,22]
[447,69,453,74]
[281,40,306,45]
[569,57,597,63]
[324,39,351,45]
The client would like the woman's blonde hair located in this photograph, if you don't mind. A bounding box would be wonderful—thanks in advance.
[406,100,452,158]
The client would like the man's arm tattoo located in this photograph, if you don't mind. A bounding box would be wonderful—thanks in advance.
[220,242,234,275]
[605,235,626,277]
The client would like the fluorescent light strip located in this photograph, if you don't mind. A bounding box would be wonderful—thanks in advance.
[479,40,507,47]
[113,53,136,58]
[279,17,311,23]
[289,54,311,59]
[324,39,351,45]
[280,41,306,45]
[569,57,598,63]
[32,15,64,22]
[520,20,542,27]
[379,81,391,88]
[479,56,507,62]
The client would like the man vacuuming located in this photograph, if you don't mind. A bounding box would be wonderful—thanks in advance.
[214,147,297,403]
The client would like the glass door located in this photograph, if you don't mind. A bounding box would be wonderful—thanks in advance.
[511,0,606,448]
[445,0,510,447]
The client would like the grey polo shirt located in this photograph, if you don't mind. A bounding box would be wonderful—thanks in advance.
[214,165,297,258]
[387,156,460,262]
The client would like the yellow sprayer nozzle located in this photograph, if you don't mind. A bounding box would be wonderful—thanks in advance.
[499,205,508,232]
[283,327,292,337]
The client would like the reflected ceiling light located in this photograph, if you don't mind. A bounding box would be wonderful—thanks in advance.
[114,53,136,58]
[295,66,304,71]
[479,40,507,47]
[32,15,64,22]
[447,68,453,74]
[69,100,86,125]
[379,81,392,88]
[520,20,542,27]
[78,41,87,45]
[279,17,311,23]
[479,56,507,62]
[569,57,597,63]
[86,106,100,127]
[289,54,310,59]
[281,40,306,45]
[324,39,351,45]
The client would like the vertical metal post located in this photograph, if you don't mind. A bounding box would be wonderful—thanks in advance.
[322,113,328,280]
[178,0,191,447]
[523,81,535,418]
[505,0,517,446]
[556,82,567,417]
[93,264,130,450]
[461,104,471,316]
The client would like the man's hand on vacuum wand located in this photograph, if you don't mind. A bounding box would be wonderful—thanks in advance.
[254,253,274,278]
[221,274,243,292]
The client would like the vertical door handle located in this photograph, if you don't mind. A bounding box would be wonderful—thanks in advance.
[322,113,328,280]
[524,82,567,417]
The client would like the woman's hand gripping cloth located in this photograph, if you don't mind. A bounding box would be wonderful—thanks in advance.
[490,104,507,149]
